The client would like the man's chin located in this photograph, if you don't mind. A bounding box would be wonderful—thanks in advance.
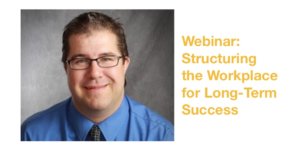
[84,96,111,108]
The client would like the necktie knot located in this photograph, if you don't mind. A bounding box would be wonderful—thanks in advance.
[88,125,101,141]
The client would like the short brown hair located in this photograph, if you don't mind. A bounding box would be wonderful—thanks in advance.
[62,12,129,64]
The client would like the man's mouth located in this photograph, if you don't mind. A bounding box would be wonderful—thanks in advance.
[84,84,108,90]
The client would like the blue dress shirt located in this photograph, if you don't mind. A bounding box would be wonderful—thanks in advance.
[21,95,174,141]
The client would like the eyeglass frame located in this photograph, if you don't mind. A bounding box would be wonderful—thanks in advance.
[66,55,125,70]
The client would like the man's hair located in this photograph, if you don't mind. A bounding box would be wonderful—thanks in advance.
[62,12,129,64]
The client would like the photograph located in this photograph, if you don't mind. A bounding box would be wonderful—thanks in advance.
[21,10,174,141]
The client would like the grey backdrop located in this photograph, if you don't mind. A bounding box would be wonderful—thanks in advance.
[21,10,174,124]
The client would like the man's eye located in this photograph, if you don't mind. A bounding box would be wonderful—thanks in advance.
[73,59,88,64]
[101,57,114,61]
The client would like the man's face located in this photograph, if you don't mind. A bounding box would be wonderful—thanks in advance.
[66,30,130,115]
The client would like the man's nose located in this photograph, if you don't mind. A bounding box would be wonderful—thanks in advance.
[88,60,103,78]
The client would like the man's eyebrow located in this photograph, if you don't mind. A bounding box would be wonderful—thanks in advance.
[68,52,119,60]
[68,54,88,60]
[99,52,118,56]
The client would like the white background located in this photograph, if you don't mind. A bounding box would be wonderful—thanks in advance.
[1,0,300,149]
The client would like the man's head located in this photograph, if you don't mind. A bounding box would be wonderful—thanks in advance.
[62,12,129,66]
[62,12,130,122]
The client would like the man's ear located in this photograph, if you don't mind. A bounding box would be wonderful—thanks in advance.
[123,57,130,87]
[123,57,130,73]
[64,63,68,73]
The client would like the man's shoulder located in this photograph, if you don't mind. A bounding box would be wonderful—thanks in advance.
[125,96,174,140]
[128,98,172,125]
[21,99,70,133]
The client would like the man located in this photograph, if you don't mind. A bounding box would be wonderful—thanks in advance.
[21,12,174,141]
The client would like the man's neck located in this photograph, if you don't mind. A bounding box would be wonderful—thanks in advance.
[72,96,124,123]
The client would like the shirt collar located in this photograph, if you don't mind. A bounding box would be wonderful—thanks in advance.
[99,96,129,141]
[67,96,129,141]
[68,99,94,140]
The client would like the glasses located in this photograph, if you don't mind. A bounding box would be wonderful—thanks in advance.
[66,55,124,70]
